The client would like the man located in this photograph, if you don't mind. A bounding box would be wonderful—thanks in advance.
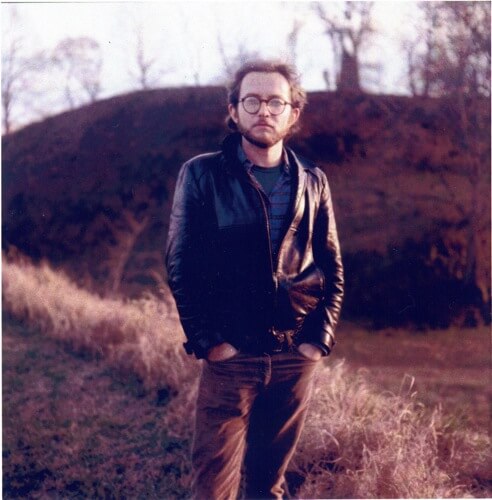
[166,60,344,499]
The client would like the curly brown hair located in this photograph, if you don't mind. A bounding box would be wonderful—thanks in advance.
[226,59,307,135]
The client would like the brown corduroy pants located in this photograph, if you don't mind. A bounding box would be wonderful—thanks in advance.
[191,349,320,500]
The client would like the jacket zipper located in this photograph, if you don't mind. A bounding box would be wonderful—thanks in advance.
[254,187,276,281]
[251,183,278,335]
[240,152,308,341]
[251,169,305,338]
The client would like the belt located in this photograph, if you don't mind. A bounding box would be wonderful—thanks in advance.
[266,327,296,353]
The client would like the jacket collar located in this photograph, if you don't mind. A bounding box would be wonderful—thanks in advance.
[220,132,308,234]
[221,132,309,173]
[221,132,242,163]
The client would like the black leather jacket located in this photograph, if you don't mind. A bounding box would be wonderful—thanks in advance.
[166,133,344,359]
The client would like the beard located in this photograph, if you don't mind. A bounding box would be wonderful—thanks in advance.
[236,121,289,149]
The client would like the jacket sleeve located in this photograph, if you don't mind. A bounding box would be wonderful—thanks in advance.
[165,161,225,359]
[312,173,344,353]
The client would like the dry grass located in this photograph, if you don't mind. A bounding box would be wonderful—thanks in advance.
[293,365,491,498]
[2,254,198,391]
[3,318,194,499]
[3,254,491,498]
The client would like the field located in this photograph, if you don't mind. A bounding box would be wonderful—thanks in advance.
[2,317,193,498]
[3,70,491,499]
[2,257,491,498]
[331,322,491,432]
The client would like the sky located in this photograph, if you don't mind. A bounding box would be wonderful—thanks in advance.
[2,1,422,128]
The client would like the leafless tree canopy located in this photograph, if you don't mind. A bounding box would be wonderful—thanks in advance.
[405,1,491,98]
[2,7,103,133]
[52,37,103,108]
[2,33,25,134]
[2,2,490,132]
[403,2,491,294]
[287,19,304,67]
[315,1,375,91]
[216,33,261,83]
[1,8,48,133]
[127,24,174,90]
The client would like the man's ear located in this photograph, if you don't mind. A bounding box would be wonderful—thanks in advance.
[228,104,239,124]
[289,107,300,127]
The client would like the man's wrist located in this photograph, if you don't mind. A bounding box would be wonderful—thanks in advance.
[310,341,331,356]
[298,343,323,361]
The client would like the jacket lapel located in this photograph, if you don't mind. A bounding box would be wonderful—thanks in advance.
[287,148,308,230]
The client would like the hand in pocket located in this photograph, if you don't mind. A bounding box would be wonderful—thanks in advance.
[207,343,239,362]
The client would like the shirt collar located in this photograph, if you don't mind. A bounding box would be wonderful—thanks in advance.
[237,142,290,175]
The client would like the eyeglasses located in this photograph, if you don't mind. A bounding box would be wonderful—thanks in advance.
[239,96,292,116]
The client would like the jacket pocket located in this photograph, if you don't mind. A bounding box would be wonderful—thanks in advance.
[276,264,326,328]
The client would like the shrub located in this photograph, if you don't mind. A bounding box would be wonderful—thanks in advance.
[343,238,490,330]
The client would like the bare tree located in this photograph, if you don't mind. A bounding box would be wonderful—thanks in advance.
[51,37,102,109]
[405,2,490,98]
[101,210,150,295]
[178,7,203,86]
[1,7,47,133]
[131,27,156,89]
[442,3,490,295]
[440,2,490,96]
[404,2,490,302]
[286,19,304,67]
[322,69,331,89]
[402,3,442,97]
[127,24,173,90]
[216,33,261,82]
[2,31,24,134]
[315,1,375,91]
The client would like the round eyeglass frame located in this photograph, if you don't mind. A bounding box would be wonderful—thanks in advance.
[239,96,292,116]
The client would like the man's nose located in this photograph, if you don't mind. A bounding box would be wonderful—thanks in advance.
[258,101,270,116]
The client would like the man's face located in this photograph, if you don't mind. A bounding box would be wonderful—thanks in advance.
[228,71,300,149]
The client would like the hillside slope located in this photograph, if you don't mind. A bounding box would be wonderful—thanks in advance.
[2,87,490,326]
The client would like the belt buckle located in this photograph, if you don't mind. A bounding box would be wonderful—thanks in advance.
[270,329,285,353]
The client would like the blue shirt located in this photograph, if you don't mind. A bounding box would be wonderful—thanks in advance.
[237,144,293,260]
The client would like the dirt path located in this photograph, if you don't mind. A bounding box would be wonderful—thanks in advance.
[2,318,192,499]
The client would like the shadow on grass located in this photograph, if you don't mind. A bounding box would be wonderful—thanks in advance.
[2,316,192,499]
